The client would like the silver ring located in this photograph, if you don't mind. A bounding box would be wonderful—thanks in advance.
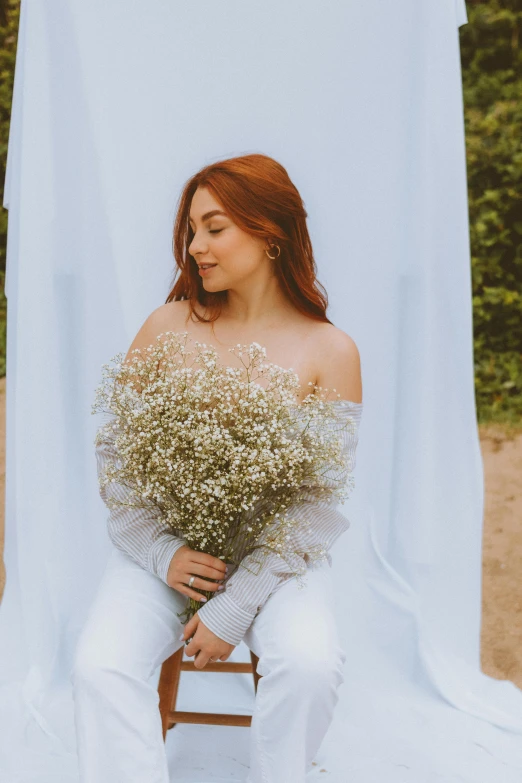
[188,575,195,588]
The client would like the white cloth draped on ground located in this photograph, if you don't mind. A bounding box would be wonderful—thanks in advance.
[1,0,521,781]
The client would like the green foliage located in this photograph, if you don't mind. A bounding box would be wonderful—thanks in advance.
[459,2,522,423]
[0,0,19,272]
[0,0,19,378]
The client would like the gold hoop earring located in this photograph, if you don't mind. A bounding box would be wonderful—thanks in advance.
[265,244,281,260]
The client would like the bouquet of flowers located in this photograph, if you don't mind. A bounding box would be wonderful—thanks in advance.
[92,331,356,622]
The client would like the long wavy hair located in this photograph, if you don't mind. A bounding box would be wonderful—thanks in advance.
[166,152,332,325]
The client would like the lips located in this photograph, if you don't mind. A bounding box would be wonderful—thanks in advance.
[199,264,217,275]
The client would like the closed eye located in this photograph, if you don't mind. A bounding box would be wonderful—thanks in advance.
[209,229,223,234]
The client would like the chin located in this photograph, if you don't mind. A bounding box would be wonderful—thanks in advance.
[202,274,231,293]
[202,281,227,293]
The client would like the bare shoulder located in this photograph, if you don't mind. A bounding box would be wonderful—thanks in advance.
[124,300,189,363]
[312,323,362,404]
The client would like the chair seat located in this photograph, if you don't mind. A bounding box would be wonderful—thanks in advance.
[158,645,261,739]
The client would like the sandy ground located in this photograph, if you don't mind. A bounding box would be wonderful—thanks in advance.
[0,375,520,689]
[479,422,522,688]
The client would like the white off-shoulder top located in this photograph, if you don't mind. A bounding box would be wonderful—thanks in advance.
[94,399,363,646]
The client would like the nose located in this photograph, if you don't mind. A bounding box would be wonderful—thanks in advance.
[188,231,208,257]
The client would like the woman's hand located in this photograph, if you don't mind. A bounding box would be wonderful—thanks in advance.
[182,613,236,669]
[167,545,227,602]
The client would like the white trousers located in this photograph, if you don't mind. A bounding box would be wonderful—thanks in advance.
[70,547,346,783]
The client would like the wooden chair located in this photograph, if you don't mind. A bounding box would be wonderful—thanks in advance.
[158,645,262,740]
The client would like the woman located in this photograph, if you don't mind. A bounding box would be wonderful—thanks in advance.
[72,153,363,782]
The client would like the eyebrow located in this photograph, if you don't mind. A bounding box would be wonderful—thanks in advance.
[188,209,228,225]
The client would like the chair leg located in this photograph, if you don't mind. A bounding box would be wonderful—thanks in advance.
[158,646,183,740]
[250,651,261,693]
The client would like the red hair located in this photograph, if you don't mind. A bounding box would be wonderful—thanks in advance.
[165,152,332,325]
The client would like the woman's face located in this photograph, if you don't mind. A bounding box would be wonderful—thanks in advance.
[188,186,271,292]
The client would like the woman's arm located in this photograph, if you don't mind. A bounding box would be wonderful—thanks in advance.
[197,401,363,645]
[94,303,190,581]
[95,423,187,584]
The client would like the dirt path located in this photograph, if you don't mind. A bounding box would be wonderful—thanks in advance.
[0,376,520,689]
[479,423,522,688]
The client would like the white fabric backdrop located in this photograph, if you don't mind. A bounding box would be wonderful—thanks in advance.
[1,0,521,781]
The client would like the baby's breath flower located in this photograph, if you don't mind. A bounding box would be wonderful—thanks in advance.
[92,330,355,622]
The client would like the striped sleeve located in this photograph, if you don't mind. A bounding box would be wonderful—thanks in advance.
[94,421,187,584]
[197,401,363,646]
